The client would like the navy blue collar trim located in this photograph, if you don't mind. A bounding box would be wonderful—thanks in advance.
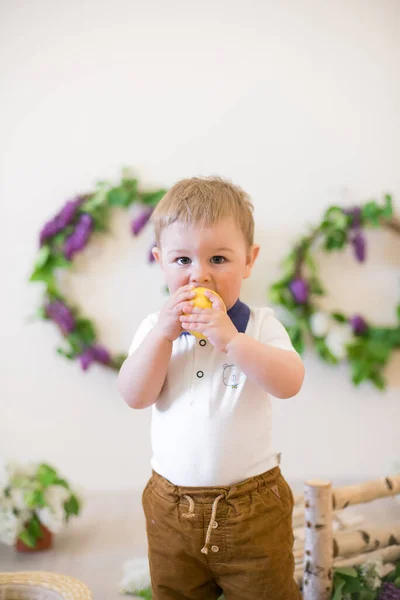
[180,298,250,336]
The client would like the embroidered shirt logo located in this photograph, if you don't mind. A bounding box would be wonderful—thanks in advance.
[222,363,245,388]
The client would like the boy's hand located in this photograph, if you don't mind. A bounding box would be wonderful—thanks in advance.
[179,290,238,353]
[155,284,196,343]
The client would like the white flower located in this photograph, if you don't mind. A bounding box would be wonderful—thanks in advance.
[9,488,26,511]
[6,460,37,481]
[0,508,23,545]
[309,312,330,337]
[325,324,353,360]
[0,459,10,492]
[360,560,383,589]
[119,558,151,594]
[37,506,65,534]
[44,485,71,513]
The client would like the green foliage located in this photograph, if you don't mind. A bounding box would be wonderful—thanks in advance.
[331,560,400,599]
[361,195,393,226]
[29,172,165,372]
[10,463,81,548]
[268,194,399,390]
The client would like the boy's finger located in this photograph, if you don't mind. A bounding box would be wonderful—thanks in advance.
[204,290,225,310]
[179,314,210,323]
[181,322,206,333]
[183,306,211,314]
[173,290,196,306]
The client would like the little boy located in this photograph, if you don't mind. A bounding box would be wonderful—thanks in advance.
[118,177,304,600]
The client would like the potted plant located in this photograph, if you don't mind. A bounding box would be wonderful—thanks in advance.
[0,459,82,551]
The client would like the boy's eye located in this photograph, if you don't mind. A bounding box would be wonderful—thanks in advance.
[211,256,226,264]
[176,257,191,265]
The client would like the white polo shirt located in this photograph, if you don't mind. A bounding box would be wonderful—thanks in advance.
[128,300,296,487]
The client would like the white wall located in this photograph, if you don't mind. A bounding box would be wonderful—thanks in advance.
[1,0,399,491]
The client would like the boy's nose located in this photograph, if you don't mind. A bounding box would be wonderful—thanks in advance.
[190,264,210,284]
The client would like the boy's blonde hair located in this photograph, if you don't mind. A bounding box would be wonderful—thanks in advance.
[151,176,255,248]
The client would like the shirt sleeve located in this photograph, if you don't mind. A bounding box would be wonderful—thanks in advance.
[259,308,297,353]
[128,312,159,356]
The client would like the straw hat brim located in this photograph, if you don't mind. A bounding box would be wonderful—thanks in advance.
[0,571,92,599]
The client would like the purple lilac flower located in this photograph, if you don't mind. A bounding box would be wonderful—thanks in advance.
[343,206,362,228]
[39,197,83,246]
[91,344,111,365]
[378,582,400,600]
[78,344,111,371]
[63,214,93,260]
[351,230,366,262]
[45,300,75,335]
[289,278,309,304]
[350,314,368,335]
[131,206,153,236]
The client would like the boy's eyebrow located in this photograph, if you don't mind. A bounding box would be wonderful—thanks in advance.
[167,247,235,255]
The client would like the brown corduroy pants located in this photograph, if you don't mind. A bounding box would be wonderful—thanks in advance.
[142,466,302,600]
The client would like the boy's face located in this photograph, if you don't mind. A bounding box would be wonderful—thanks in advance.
[152,216,260,310]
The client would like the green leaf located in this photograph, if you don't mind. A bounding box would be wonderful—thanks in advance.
[331,312,347,323]
[304,253,318,276]
[349,358,370,385]
[334,567,358,578]
[57,347,76,360]
[74,318,96,346]
[362,201,381,226]
[365,340,390,364]
[315,339,339,364]
[24,489,46,508]
[332,578,346,600]
[36,463,58,487]
[397,305,400,323]
[121,177,138,195]
[107,187,132,207]
[28,515,42,538]
[82,188,108,211]
[54,478,69,489]
[382,194,393,219]
[324,206,348,229]
[64,493,80,516]
[64,332,85,354]
[135,589,152,599]
[309,277,325,296]
[290,330,305,354]
[51,253,72,269]
[18,529,36,548]
[324,229,347,250]
[18,515,43,547]
[281,251,297,277]
[369,370,386,390]
[359,591,378,600]
[140,189,167,206]
[34,245,51,270]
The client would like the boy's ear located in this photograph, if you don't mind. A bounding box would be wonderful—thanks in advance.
[152,246,162,264]
[244,244,260,279]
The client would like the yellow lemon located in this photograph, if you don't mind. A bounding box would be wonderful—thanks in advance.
[185,287,226,339]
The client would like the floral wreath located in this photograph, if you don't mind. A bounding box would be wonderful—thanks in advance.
[269,195,400,389]
[29,172,166,371]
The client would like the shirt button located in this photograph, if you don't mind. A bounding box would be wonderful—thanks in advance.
[212,521,218,529]
[199,339,206,346]
[196,371,204,378]
[211,545,219,553]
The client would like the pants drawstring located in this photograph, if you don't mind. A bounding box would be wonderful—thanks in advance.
[203,494,225,554]
[182,494,195,519]
[182,493,225,554]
